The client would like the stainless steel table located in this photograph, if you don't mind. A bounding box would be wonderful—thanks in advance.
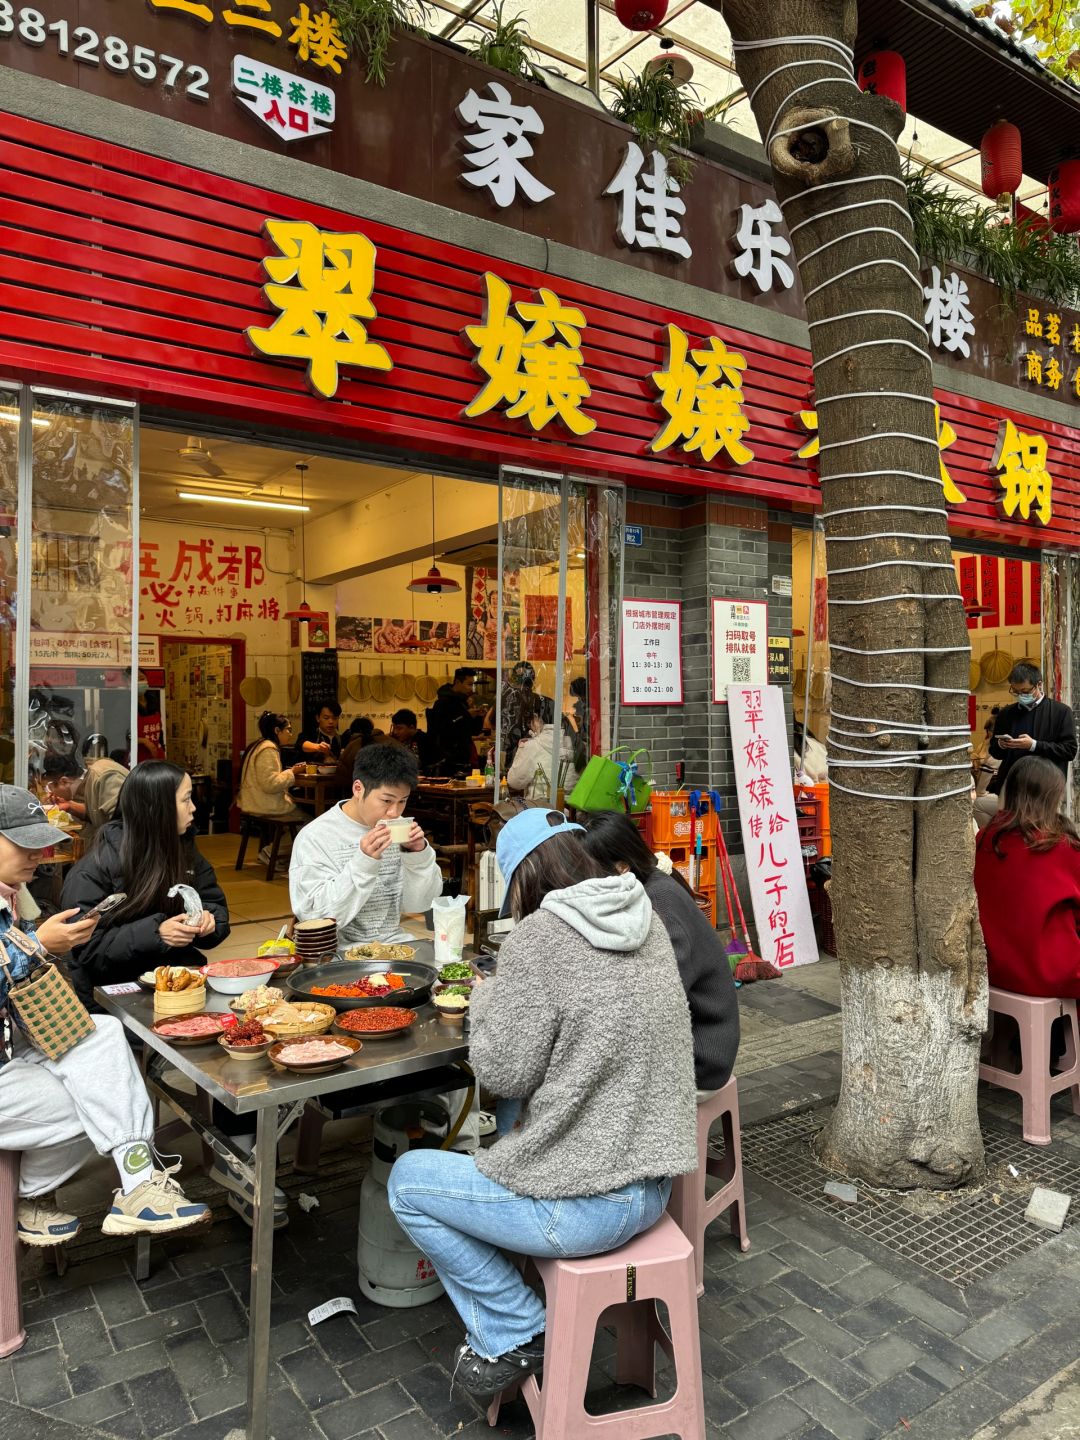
[96,965,469,1440]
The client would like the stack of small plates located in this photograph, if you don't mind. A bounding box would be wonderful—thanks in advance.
[293,917,337,963]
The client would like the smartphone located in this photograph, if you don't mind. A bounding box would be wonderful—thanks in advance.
[79,892,127,921]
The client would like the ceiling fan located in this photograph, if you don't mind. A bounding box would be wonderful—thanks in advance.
[176,437,225,478]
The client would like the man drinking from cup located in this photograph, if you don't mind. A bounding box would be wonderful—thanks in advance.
[289,744,441,947]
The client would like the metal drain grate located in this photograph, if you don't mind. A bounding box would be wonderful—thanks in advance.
[727,1110,1080,1288]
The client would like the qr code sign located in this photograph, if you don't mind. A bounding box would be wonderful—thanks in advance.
[732,657,752,682]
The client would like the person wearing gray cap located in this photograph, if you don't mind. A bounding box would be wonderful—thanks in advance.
[0,785,210,1248]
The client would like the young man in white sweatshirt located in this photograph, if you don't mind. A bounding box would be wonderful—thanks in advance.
[289,742,442,946]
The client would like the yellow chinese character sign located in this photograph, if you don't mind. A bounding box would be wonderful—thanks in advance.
[246,220,392,400]
[289,4,348,72]
[651,325,752,464]
[795,405,964,503]
[464,273,595,436]
[992,418,1053,526]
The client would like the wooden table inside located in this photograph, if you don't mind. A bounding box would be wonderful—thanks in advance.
[291,774,348,816]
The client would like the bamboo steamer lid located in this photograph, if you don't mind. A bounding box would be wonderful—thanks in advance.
[415,666,439,704]
[371,665,396,703]
[980,650,1014,686]
[394,667,416,702]
[239,673,272,707]
[969,659,982,692]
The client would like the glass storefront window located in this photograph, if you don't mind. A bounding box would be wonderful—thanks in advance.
[0,388,17,784]
[21,390,136,786]
[497,468,623,805]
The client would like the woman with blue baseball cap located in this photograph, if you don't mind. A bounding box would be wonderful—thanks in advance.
[388,806,697,1397]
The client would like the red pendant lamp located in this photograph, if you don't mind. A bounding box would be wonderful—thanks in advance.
[1048,158,1080,234]
[283,462,330,626]
[614,0,668,32]
[856,50,906,114]
[406,476,461,595]
[980,121,1023,200]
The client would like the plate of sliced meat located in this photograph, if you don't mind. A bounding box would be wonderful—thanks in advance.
[151,1013,228,1045]
[268,1035,361,1074]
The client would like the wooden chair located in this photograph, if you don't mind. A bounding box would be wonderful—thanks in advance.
[235,814,303,882]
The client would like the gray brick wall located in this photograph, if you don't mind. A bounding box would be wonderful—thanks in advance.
[616,490,795,863]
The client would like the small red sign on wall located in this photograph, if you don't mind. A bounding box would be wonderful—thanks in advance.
[959,556,978,629]
[1031,565,1042,624]
[979,555,1000,628]
[1003,559,1024,626]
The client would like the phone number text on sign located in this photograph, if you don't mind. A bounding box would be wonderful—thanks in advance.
[0,4,209,101]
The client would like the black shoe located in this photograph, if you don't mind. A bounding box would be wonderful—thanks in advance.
[453,1337,545,1396]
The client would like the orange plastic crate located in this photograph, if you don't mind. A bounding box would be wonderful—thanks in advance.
[648,791,718,847]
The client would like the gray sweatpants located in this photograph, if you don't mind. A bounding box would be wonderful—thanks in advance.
[0,1015,154,1198]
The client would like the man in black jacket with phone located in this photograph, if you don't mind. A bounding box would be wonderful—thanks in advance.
[974,661,1077,829]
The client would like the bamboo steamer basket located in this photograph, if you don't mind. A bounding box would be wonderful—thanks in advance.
[153,983,207,1018]
[980,650,1014,686]
[260,1001,336,1038]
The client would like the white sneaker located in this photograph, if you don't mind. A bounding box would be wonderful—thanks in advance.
[101,1162,211,1236]
[17,1197,80,1247]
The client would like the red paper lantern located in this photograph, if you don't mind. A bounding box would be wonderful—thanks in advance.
[857,50,906,113]
[1048,159,1080,234]
[980,120,1023,199]
[614,0,667,31]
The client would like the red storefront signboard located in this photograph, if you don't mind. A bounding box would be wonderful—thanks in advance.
[0,113,1078,550]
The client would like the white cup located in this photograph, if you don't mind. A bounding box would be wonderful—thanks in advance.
[385,817,414,843]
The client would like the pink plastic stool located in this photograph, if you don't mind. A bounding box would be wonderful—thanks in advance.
[0,1151,25,1358]
[486,1212,705,1438]
[667,1077,750,1295]
[980,988,1080,1145]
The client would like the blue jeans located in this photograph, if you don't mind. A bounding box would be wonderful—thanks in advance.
[387,1150,671,1359]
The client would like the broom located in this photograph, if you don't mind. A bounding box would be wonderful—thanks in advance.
[714,822,747,969]
[717,827,781,983]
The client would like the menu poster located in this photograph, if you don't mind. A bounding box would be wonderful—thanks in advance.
[712,598,767,703]
[728,683,817,969]
[302,650,339,722]
[620,600,683,706]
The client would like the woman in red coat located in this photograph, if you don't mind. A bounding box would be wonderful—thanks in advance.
[974,756,1080,998]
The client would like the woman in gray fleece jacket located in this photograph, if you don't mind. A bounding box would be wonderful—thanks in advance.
[388,808,697,1398]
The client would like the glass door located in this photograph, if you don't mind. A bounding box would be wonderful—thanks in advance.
[10,388,138,788]
[495,467,624,807]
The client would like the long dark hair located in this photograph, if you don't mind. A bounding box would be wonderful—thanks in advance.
[109,761,192,922]
[579,809,695,895]
[990,756,1080,857]
[509,826,605,920]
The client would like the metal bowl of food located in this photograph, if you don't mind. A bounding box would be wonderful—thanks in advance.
[285,958,437,1011]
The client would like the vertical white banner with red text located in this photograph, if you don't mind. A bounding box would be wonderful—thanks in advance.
[728,683,817,969]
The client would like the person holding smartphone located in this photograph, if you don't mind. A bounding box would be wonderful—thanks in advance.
[0,785,210,1247]
[61,761,230,1008]
[974,663,1077,830]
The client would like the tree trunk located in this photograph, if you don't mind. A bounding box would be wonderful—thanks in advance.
[721,0,987,1187]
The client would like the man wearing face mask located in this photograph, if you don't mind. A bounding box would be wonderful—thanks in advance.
[974,662,1077,829]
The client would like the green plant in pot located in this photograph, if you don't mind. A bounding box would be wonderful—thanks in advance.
[465,2,536,79]
[607,61,723,185]
[327,0,432,85]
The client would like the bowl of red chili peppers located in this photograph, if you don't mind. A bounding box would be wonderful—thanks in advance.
[334,1006,418,1041]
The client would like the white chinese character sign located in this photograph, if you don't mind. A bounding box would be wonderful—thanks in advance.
[731,200,794,294]
[233,55,335,142]
[457,82,554,209]
[605,144,691,260]
[711,597,767,702]
[923,265,975,358]
[729,685,817,970]
[620,600,683,705]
